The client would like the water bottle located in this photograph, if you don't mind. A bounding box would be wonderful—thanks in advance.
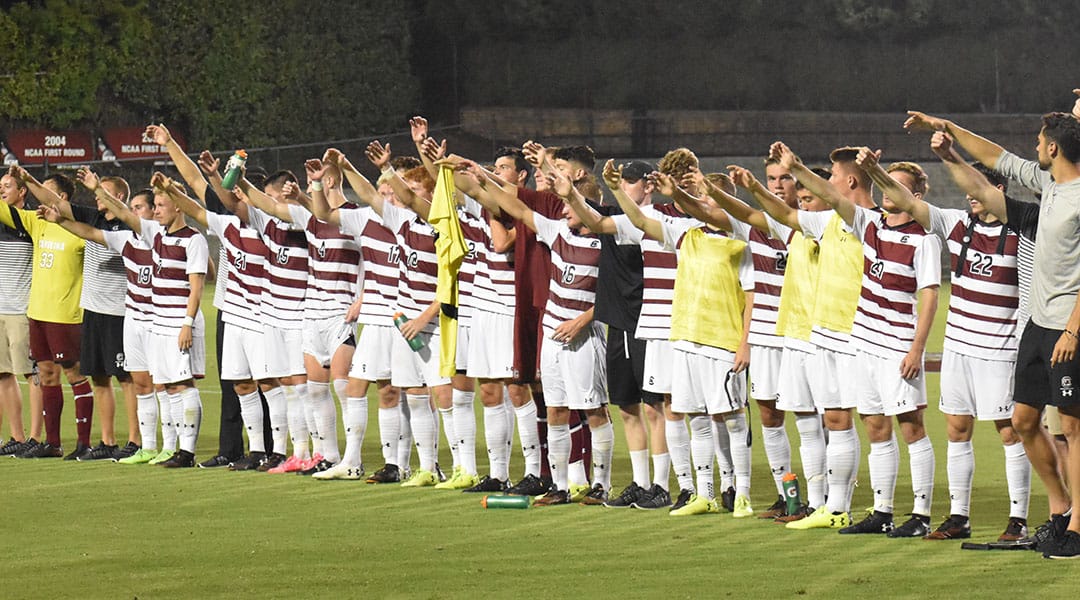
[482,495,530,509]
[394,312,426,352]
[220,149,248,190]
[782,472,801,515]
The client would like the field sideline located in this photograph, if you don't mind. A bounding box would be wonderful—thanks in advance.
[1,283,1073,598]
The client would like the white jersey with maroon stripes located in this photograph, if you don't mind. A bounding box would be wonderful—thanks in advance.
[462,197,515,317]
[101,230,154,323]
[288,204,362,322]
[455,200,487,328]
[532,213,601,336]
[741,223,786,348]
[139,218,208,336]
[928,206,1019,361]
[849,206,942,361]
[381,203,439,335]
[248,207,309,331]
[205,212,267,332]
[338,205,400,326]
[612,203,697,341]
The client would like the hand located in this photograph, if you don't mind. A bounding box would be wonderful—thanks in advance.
[1051,331,1079,368]
[36,204,63,223]
[197,150,221,176]
[281,181,301,202]
[929,131,956,161]
[421,137,447,163]
[649,172,677,197]
[534,169,554,192]
[145,124,171,146]
[769,142,801,170]
[409,116,429,145]
[8,164,30,183]
[178,325,193,351]
[149,171,172,192]
[726,165,757,189]
[400,314,432,340]
[345,297,363,323]
[232,184,250,204]
[899,349,922,379]
[323,147,346,168]
[552,313,590,345]
[680,166,706,193]
[76,166,100,191]
[522,140,547,168]
[733,342,750,373]
[903,111,949,133]
[854,147,882,172]
[601,159,622,191]
[305,158,327,182]
[551,168,574,198]
[365,140,392,170]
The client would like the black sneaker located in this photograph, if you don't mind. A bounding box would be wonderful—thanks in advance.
[505,474,550,496]
[64,443,92,461]
[0,437,21,456]
[670,488,694,512]
[299,459,333,476]
[22,441,64,458]
[13,438,43,458]
[633,484,673,510]
[580,483,608,506]
[79,442,119,461]
[758,495,787,519]
[839,510,894,534]
[366,463,401,484]
[111,442,140,461]
[229,452,266,472]
[1028,513,1071,553]
[462,474,509,493]
[1045,530,1080,559]
[198,454,233,469]
[162,449,196,468]
[256,453,286,472]
[603,482,646,508]
[924,514,971,540]
[720,486,736,512]
[533,489,570,506]
[998,517,1028,542]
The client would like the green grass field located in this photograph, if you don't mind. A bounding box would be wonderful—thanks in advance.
[1,283,1073,598]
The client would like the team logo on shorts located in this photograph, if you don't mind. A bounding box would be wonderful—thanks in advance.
[1062,376,1074,398]
[115,352,125,370]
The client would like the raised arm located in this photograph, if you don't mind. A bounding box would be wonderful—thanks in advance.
[9,165,62,207]
[144,124,209,200]
[159,173,208,228]
[74,166,142,233]
[930,132,1008,223]
[771,142,854,225]
[728,164,801,232]
[487,165,538,233]
[366,140,430,220]
[658,171,729,231]
[410,116,443,180]
[195,150,244,219]
[854,147,929,229]
[610,172,662,241]
[324,148,380,210]
[35,204,105,245]
[236,177,289,222]
[304,159,341,226]
[724,166,786,233]
[903,111,1005,169]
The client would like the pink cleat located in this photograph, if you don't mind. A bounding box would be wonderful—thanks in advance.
[267,455,307,474]
[298,453,324,472]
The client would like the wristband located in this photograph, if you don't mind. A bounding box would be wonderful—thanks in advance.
[182,316,194,327]
[381,165,395,177]
[310,180,324,192]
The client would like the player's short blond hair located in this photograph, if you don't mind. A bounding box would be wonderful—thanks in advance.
[886,161,929,195]
[658,148,699,180]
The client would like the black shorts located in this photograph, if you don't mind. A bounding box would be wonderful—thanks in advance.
[79,310,129,378]
[606,325,662,407]
[1014,321,1080,409]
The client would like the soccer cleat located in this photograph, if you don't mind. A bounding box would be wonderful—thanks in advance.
[435,470,479,490]
[312,462,364,480]
[732,494,754,518]
[256,453,287,472]
[365,464,402,484]
[1045,531,1080,559]
[161,449,196,468]
[118,448,158,465]
[888,514,932,538]
[604,482,646,508]
[0,437,24,456]
[580,483,608,506]
[299,459,334,476]
[786,506,851,530]
[758,495,787,519]
[998,517,1028,542]
[1027,513,1070,554]
[78,442,119,461]
[533,489,571,506]
[299,453,326,472]
[775,503,813,524]
[228,452,266,472]
[719,486,736,512]
[839,510,894,534]
[19,441,63,458]
[670,494,719,516]
[400,468,437,487]
[111,442,140,461]
[670,488,694,512]
[11,438,41,458]
[569,483,591,503]
[267,455,307,474]
[632,485,673,510]
[64,443,92,461]
[147,449,175,465]
[924,514,972,540]
[505,474,550,496]
[462,475,509,493]
[197,455,233,469]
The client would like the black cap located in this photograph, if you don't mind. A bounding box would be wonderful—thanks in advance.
[620,160,654,182]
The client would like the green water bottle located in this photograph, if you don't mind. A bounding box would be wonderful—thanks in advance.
[782,472,801,515]
[220,149,247,190]
[482,495,530,509]
[394,312,426,352]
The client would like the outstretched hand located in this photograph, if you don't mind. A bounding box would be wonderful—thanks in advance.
[854,147,882,171]
[522,140,547,168]
[281,181,301,202]
[726,165,757,189]
[76,166,100,191]
[409,116,429,144]
[649,171,677,197]
[421,137,447,163]
[769,142,801,170]
[36,204,63,223]
[305,158,328,182]
[197,150,221,176]
[365,141,392,170]
[929,132,956,161]
[601,159,622,191]
[150,171,172,192]
[903,111,949,132]
[145,124,171,146]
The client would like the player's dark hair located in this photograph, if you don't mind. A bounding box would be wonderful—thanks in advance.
[972,162,1008,192]
[130,188,154,207]
[1041,112,1080,163]
[264,170,297,191]
[494,146,529,173]
[390,156,422,171]
[796,167,832,189]
[552,145,596,171]
[44,173,75,200]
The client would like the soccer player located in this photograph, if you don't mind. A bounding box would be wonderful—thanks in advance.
[0,172,37,456]
[3,167,90,459]
[904,110,1080,558]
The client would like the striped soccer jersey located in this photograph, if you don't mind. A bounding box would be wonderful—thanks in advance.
[0,221,32,315]
[744,225,786,348]
[456,201,487,328]
[338,205,400,326]
[248,207,309,331]
[467,199,515,318]
[205,212,267,332]
[381,203,440,334]
[139,218,208,335]
[288,204,362,322]
[70,205,128,317]
[101,230,154,322]
[532,213,601,336]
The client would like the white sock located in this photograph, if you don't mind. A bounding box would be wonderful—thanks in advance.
[667,419,693,492]
[826,427,859,514]
[1004,442,1031,519]
[483,403,511,481]
[690,415,715,499]
[947,440,974,517]
[630,449,650,488]
[762,423,791,497]
[652,452,671,491]
[452,389,477,475]
[727,413,752,497]
[169,392,184,452]
[712,418,734,491]
[406,394,436,472]
[301,382,320,457]
[590,421,614,491]
[136,392,158,452]
[437,406,459,470]
[309,382,340,463]
[795,414,827,509]
[513,400,541,477]
[503,389,516,449]
[848,427,862,511]
[909,435,935,517]
[341,395,368,467]
[569,460,588,487]
[264,386,288,456]
[398,398,413,469]
[548,423,571,491]
[178,387,202,453]
[869,434,899,514]
[378,406,400,465]
[285,385,310,459]
[159,390,177,451]
[238,390,266,453]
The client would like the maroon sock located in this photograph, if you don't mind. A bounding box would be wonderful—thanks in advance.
[72,379,94,447]
[569,410,592,484]
[42,385,63,447]
[533,389,550,478]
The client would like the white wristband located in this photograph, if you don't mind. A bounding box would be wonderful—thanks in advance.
[182,316,194,327]
[381,165,394,176]
[310,180,323,192]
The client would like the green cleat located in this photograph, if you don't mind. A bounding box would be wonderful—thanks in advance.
[147,449,175,465]
[733,494,754,518]
[400,469,438,488]
[786,506,851,530]
[569,483,591,503]
[118,448,159,465]
[670,494,719,516]
[435,471,479,490]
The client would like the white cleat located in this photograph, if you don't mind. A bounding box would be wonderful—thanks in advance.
[312,462,364,481]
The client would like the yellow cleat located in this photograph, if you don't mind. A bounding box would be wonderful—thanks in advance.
[785,506,851,530]
[400,469,438,487]
[733,494,754,518]
[569,483,591,502]
[670,494,720,516]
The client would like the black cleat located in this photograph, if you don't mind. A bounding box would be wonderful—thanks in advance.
[366,463,401,484]
[505,474,550,496]
[0,437,27,457]
[720,486,736,512]
[632,484,673,510]
[20,441,64,459]
[256,453,287,472]
[111,442,140,461]
[1045,530,1080,559]
[12,438,43,458]
[64,443,92,461]
[299,459,333,476]
[79,442,119,461]
[758,495,787,519]
[462,474,509,493]
[1025,513,1070,553]
[603,482,646,508]
[533,489,570,506]
[228,452,266,472]
[839,510,894,534]
[580,483,608,506]
[198,454,233,469]
[670,488,694,512]
[161,449,196,468]
[925,514,971,540]
[998,517,1028,542]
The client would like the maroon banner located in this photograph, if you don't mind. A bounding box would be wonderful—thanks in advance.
[101,127,187,161]
[5,129,94,165]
